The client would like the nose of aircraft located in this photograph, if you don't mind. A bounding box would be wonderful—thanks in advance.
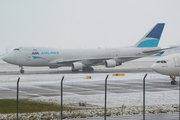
[2,53,14,64]
[2,55,7,62]
[151,63,159,72]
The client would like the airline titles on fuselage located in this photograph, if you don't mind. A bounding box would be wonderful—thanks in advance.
[32,51,59,55]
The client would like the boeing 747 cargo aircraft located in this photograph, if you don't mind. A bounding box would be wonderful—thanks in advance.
[3,23,167,73]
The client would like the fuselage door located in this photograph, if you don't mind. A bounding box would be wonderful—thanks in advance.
[173,57,180,67]
[27,54,31,61]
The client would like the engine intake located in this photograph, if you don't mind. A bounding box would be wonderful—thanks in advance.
[72,62,83,70]
[105,60,117,68]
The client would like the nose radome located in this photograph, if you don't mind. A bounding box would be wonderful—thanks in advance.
[151,63,157,71]
[2,55,7,62]
[2,53,14,64]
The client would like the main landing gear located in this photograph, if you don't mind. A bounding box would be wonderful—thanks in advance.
[20,66,24,74]
[71,66,94,72]
[170,75,177,85]
[82,66,94,72]
[71,69,79,72]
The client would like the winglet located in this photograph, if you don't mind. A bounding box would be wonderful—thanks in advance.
[134,23,165,47]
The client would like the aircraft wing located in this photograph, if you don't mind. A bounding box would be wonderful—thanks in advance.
[48,57,112,66]
[49,47,173,67]
[49,55,144,66]
[114,56,141,63]
[143,47,176,53]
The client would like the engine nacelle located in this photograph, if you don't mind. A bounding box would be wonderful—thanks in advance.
[72,62,83,70]
[105,60,117,68]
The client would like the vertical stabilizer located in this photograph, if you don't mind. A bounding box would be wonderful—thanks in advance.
[134,23,165,47]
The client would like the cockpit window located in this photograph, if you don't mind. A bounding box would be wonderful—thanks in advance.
[161,60,167,63]
[13,48,19,51]
[163,60,167,63]
[156,60,166,63]
[156,61,160,63]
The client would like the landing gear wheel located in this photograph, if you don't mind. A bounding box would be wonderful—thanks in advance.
[170,76,177,85]
[71,69,79,72]
[82,67,94,72]
[19,66,24,74]
[171,80,177,85]
[20,69,24,74]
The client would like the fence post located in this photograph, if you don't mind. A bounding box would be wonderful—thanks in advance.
[143,74,147,120]
[179,78,180,120]
[61,76,64,120]
[17,77,20,120]
[104,75,109,120]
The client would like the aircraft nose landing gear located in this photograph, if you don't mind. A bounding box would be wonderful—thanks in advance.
[170,76,177,85]
[20,66,24,74]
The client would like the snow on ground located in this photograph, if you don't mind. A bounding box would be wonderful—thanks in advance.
[0,58,179,119]
[31,90,179,108]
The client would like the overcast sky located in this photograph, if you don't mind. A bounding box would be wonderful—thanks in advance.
[0,0,180,54]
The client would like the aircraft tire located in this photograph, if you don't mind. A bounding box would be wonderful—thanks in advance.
[82,67,94,72]
[171,81,177,85]
[71,69,79,72]
[20,69,24,74]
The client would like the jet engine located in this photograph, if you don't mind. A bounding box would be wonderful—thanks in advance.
[105,60,117,68]
[72,62,83,70]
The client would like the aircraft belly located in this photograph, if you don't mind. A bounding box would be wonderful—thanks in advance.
[170,67,180,76]
[158,66,180,76]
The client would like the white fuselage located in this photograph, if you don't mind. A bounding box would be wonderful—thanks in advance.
[151,53,180,76]
[3,46,159,68]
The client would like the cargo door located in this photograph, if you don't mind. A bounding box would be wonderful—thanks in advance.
[173,57,180,67]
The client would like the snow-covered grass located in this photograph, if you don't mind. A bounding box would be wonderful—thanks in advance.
[30,90,178,107]
[0,104,179,119]
[1,90,179,119]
